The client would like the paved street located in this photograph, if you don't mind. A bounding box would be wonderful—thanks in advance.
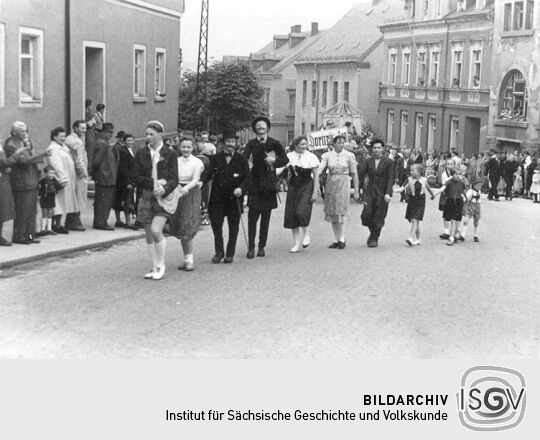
[1,196,539,359]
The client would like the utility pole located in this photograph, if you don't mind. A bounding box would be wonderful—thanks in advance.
[195,0,209,132]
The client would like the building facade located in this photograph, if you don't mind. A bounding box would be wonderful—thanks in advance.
[379,0,494,156]
[0,0,184,151]
[294,0,403,138]
[487,0,540,153]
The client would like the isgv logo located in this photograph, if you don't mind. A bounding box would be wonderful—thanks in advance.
[457,366,526,431]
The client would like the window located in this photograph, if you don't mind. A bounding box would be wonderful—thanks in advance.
[310,124,315,132]
[322,81,328,107]
[402,49,411,86]
[311,80,317,106]
[19,27,43,105]
[500,69,528,120]
[301,122,306,134]
[155,48,166,97]
[288,93,296,115]
[302,80,307,106]
[429,48,440,87]
[417,48,427,86]
[451,44,463,87]
[133,44,146,98]
[415,113,423,150]
[333,81,338,105]
[387,110,394,143]
[343,82,350,102]
[264,88,270,108]
[427,115,436,152]
[400,111,408,146]
[0,24,4,107]
[503,1,534,31]
[449,117,459,151]
[470,46,482,88]
[476,0,486,8]
[388,48,397,85]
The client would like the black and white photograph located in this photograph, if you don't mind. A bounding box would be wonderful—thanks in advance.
[0,0,539,437]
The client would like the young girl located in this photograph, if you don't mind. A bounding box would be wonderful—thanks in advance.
[432,167,467,246]
[38,165,63,235]
[531,168,540,203]
[395,164,434,246]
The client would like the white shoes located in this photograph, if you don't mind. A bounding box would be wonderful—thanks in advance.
[289,246,302,253]
[144,266,165,280]
[152,265,165,280]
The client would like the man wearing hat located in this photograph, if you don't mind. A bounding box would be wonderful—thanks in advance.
[202,129,250,264]
[242,116,289,258]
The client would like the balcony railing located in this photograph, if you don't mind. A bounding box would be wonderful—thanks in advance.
[381,85,489,106]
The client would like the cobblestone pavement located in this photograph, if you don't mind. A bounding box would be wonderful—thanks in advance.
[1,196,539,358]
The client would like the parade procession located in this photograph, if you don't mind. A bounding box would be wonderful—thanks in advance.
[1,0,540,361]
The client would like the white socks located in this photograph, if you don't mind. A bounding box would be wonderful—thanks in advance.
[41,218,47,231]
[147,243,157,270]
[184,253,194,264]
[154,239,166,268]
[461,223,468,238]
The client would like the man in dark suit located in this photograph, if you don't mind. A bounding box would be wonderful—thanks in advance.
[358,139,394,248]
[113,132,136,227]
[242,116,288,258]
[92,122,118,230]
[486,151,502,201]
[203,129,250,264]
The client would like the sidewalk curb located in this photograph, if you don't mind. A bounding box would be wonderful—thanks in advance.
[0,233,146,270]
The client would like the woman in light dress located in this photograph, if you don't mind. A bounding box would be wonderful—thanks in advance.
[318,135,359,249]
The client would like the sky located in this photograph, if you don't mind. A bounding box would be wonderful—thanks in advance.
[180,0,363,71]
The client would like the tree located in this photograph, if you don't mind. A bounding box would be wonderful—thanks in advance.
[178,62,266,133]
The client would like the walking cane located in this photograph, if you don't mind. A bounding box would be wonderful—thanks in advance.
[236,197,249,250]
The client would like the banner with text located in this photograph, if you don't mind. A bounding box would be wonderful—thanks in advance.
[308,128,348,150]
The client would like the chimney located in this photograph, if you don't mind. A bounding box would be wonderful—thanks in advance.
[292,24,302,33]
[311,22,319,36]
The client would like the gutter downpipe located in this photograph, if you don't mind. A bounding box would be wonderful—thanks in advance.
[65,0,71,130]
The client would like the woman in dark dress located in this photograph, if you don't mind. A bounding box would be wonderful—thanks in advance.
[282,136,320,253]
[0,139,23,246]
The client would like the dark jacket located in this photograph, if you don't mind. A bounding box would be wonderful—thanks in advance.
[243,136,288,180]
[242,136,288,210]
[485,157,502,179]
[358,156,394,198]
[92,137,118,186]
[132,144,178,198]
[4,136,41,192]
[114,142,135,188]
[502,159,518,180]
[203,152,250,206]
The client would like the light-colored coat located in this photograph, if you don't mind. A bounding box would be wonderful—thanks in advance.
[65,133,88,212]
[46,142,79,215]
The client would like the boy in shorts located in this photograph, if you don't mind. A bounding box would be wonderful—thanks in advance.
[456,178,483,243]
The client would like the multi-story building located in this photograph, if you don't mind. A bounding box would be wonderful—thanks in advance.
[487,0,540,153]
[0,0,184,150]
[379,0,494,155]
[294,0,403,137]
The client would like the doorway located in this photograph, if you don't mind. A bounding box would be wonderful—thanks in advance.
[464,117,480,156]
[83,42,106,117]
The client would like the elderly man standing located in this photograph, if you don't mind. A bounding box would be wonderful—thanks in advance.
[65,120,88,231]
[4,121,49,244]
[92,122,118,230]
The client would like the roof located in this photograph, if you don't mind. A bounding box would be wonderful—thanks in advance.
[296,0,403,64]
[252,29,327,75]
[323,102,363,117]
